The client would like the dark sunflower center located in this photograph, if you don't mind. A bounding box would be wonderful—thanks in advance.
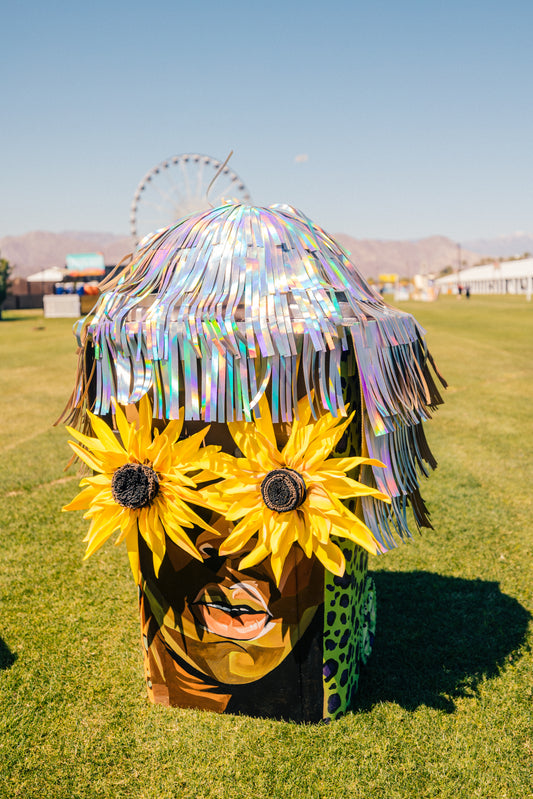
[111,463,160,510]
[260,468,307,513]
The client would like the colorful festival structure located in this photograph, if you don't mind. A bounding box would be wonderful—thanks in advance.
[61,203,445,721]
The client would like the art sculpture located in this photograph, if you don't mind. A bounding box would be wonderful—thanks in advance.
[61,202,445,721]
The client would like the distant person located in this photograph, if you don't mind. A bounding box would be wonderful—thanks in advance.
[465,285,470,299]
[457,284,463,296]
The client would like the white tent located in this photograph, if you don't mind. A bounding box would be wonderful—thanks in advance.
[435,257,533,296]
[27,267,67,283]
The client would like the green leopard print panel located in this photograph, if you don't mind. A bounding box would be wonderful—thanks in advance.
[322,349,372,720]
[323,546,369,719]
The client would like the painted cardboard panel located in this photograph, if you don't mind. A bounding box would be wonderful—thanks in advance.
[138,531,370,721]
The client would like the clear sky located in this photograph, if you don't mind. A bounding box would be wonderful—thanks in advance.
[2,0,532,241]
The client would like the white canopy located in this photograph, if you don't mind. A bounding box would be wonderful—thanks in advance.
[27,267,67,283]
[435,257,533,295]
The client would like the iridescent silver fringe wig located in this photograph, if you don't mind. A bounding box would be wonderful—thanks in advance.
[60,202,446,553]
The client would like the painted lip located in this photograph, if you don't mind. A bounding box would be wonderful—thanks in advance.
[190,582,274,641]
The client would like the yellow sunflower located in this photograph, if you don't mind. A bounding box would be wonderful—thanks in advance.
[201,396,391,584]
[63,395,220,582]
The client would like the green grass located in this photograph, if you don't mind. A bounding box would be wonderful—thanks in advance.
[0,297,532,799]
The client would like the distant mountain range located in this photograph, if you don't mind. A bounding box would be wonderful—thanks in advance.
[333,234,480,278]
[2,229,530,282]
[462,232,533,258]
[1,231,135,279]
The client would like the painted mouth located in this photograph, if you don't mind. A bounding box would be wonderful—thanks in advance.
[190,583,273,641]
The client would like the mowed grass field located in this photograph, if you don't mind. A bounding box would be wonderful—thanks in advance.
[0,295,532,799]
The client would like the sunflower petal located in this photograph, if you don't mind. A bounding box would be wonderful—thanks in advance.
[67,441,106,473]
[137,394,154,451]
[114,514,138,546]
[238,543,270,571]
[113,402,133,450]
[172,428,210,465]
[219,513,262,555]
[254,394,276,446]
[161,417,184,445]
[83,510,123,558]
[164,526,203,561]
[65,425,107,452]
[314,539,346,576]
[124,528,141,583]
[226,420,252,452]
[79,473,111,487]
[62,486,98,511]
[320,456,386,472]
[87,411,126,454]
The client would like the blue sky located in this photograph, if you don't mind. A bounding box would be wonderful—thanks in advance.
[2,0,532,241]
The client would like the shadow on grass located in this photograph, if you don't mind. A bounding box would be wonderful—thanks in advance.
[0,313,44,323]
[356,571,531,713]
[0,637,17,671]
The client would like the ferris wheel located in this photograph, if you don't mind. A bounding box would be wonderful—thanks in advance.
[130,153,252,244]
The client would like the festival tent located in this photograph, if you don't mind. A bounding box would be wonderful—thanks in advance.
[435,257,533,295]
[27,267,66,283]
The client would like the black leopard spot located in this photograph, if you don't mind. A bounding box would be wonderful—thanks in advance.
[325,639,336,651]
[327,611,336,625]
[323,659,339,680]
[339,594,349,608]
[333,574,351,589]
[339,631,350,648]
[339,669,349,687]
[340,612,347,625]
[328,693,342,713]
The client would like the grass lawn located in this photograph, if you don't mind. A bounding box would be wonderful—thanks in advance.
[0,297,532,799]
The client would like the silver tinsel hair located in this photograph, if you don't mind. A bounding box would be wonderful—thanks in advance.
[61,202,446,552]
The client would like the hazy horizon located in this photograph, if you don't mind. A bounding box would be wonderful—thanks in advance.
[2,227,533,250]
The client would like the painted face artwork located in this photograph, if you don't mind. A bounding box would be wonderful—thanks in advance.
[175,527,323,683]
[134,408,361,716]
[138,513,325,709]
